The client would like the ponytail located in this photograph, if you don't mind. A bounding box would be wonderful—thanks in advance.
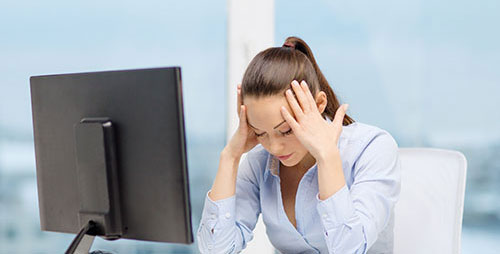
[282,37,354,126]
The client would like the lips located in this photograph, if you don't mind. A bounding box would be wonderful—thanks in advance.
[277,153,293,160]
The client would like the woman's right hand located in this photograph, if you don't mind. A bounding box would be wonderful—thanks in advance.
[224,84,259,159]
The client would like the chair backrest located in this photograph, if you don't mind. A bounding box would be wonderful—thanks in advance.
[394,148,467,254]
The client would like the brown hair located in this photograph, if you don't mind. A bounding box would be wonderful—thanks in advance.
[241,36,354,125]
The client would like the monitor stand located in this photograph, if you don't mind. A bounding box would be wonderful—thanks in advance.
[66,118,123,254]
[66,221,98,254]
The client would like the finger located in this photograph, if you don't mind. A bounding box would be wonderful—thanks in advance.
[237,88,241,106]
[333,104,348,127]
[237,85,242,118]
[242,106,256,140]
[239,105,248,131]
[280,106,300,131]
[300,80,318,111]
[291,80,312,113]
[285,88,305,120]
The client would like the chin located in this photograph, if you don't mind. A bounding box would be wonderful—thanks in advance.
[279,156,301,167]
[281,162,297,167]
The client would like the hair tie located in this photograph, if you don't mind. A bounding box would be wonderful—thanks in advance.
[283,42,295,49]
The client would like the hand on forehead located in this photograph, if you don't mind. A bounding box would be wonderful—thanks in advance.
[244,95,294,132]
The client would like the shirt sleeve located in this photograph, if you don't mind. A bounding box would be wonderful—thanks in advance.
[315,130,402,254]
[197,153,262,254]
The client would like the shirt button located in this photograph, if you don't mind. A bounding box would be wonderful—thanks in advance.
[322,214,328,219]
[207,244,213,250]
[225,212,231,219]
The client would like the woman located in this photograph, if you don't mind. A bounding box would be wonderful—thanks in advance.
[197,36,401,254]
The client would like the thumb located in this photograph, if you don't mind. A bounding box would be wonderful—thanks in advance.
[333,104,348,126]
[239,105,248,131]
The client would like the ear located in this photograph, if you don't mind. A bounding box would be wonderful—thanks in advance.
[315,91,327,114]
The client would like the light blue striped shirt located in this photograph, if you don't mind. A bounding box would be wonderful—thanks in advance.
[197,120,401,253]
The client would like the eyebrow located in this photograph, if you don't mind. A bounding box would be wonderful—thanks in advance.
[248,120,286,131]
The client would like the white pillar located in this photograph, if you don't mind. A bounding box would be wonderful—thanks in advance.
[226,0,275,137]
[226,0,275,253]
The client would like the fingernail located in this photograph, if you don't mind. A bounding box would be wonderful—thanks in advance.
[292,80,299,86]
[286,89,292,95]
[344,104,349,111]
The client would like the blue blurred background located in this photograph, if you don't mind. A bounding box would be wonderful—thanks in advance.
[0,0,498,253]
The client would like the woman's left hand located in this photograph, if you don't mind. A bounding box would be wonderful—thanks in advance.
[280,80,349,162]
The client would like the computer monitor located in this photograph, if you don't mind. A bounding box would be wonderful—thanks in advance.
[29,67,193,253]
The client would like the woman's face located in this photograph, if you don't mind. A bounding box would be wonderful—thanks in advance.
[244,94,309,168]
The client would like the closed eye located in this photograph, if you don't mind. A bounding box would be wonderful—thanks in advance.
[254,129,293,137]
[280,129,293,136]
[255,132,265,137]
[255,129,293,137]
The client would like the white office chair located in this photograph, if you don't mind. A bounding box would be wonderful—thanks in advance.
[394,148,467,254]
[244,148,468,254]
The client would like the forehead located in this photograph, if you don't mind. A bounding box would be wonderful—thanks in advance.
[244,95,290,130]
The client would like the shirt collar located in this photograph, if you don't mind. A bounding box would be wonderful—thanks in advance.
[264,153,280,181]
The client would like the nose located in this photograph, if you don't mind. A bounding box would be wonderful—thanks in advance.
[268,136,284,155]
